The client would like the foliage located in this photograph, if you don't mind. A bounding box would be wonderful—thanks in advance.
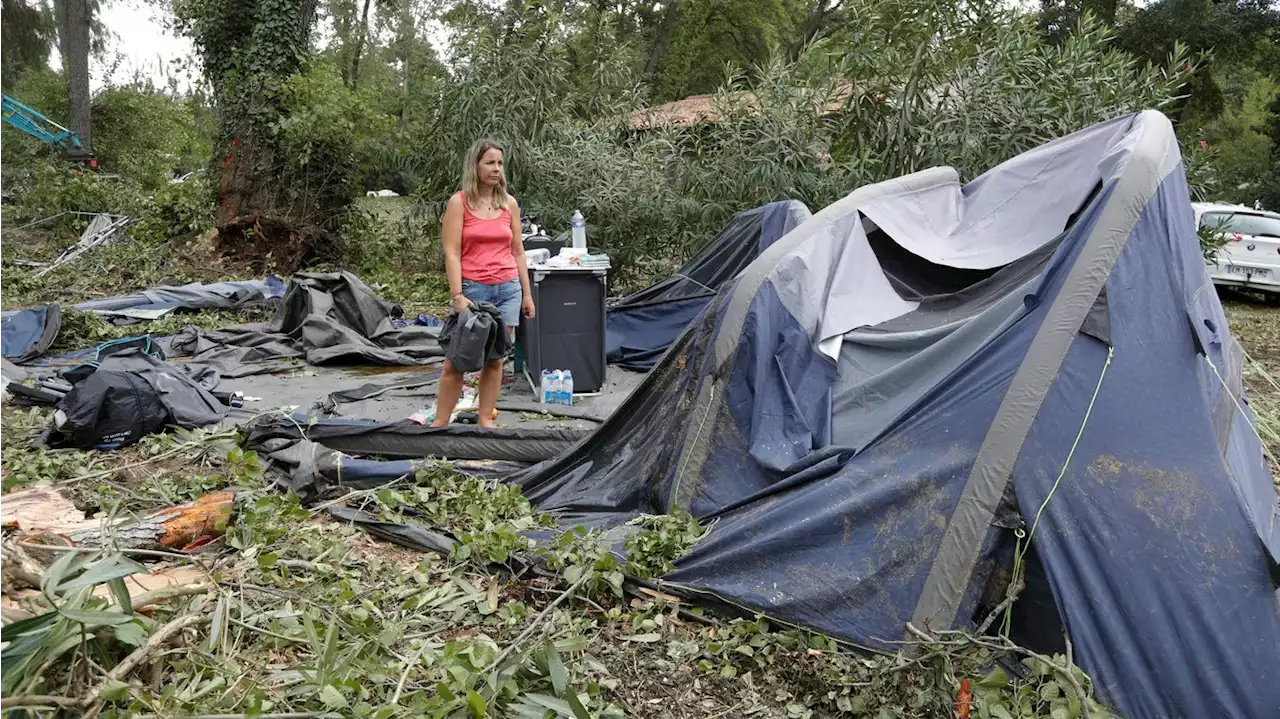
[173,0,372,253]
[655,0,795,100]
[623,511,707,579]
[1192,70,1280,207]
[390,1,1197,285]
[1113,0,1280,126]
[1,69,201,190]
[1,0,57,91]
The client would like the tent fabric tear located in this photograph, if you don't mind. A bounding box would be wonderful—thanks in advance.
[505,111,1280,719]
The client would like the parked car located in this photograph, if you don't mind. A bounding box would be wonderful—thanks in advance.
[1192,202,1280,295]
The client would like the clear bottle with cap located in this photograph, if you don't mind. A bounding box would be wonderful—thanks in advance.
[562,370,574,405]
[570,210,586,250]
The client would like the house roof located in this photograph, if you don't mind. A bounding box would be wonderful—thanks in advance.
[625,79,855,130]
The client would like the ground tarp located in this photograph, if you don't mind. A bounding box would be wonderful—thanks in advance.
[170,272,444,375]
[605,200,810,371]
[72,277,285,320]
[508,111,1280,719]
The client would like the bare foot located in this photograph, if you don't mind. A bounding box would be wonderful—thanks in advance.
[478,420,497,429]
[429,419,449,428]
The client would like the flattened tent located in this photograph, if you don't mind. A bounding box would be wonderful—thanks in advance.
[605,200,810,370]
[514,111,1280,718]
[1,304,61,364]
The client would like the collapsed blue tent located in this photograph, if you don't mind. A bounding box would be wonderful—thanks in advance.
[513,111,1280,718]
[605,200,810,370]
[1,304,61,363]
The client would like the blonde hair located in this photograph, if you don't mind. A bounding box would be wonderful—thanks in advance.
[461,138,510,211]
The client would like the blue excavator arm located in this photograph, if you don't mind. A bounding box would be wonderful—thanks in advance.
[1,92,96,166]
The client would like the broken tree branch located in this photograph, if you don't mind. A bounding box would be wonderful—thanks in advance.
[0,694,82,709]
[80,612,210,709]
[483,571,591,674]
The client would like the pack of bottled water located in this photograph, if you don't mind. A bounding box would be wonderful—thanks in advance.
[540,369,574,406]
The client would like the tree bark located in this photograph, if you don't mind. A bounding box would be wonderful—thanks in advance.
[789,0,841,59]
[54,0,92,153]
[349,0,374,91]
[643,0,679,80]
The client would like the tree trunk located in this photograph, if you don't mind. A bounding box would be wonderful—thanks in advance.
[789,0,841,59]
[206,0,330,270]
[644,0,679,80]
[349,0,374,91]
[54,0,92,153]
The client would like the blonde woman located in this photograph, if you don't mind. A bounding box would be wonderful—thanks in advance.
[432,139,535,428]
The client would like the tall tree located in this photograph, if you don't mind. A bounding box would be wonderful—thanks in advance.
[175,0,327,261]
[54,0,93,153]
[643,0,678,80]
[1,0,57,91]
[1037,0,1122,41]
[1115,0,1280,125]
[788,0,845,57]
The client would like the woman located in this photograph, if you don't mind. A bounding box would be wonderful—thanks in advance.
[432,139,535,429]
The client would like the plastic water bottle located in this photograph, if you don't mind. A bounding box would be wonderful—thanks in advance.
[570,210,586,250]
[562,370,574,405]
[540,370,554,404]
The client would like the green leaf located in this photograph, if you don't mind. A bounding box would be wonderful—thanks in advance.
[523,692,575,716]
[566,690,591,719]
[553,636,588,654]
[465,689,488,717]
[107,577,132,615]
[319,684,349,709]
[42,548,83,594]
[58,608,133,626]
[1051,707,1070,719]
[58,555,148,593]
[0,609,58,639]
[100,679,131,702]
[978,667,1010,688]
[113,620,148,647]
[546,642,568,696]
[621,633,662,643]
[990,705,1015,719]
[1040,681,1062,702]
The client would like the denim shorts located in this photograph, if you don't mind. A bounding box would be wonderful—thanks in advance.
[462,278,522,327]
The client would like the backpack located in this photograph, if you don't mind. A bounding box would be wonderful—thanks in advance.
[46,347,226,450]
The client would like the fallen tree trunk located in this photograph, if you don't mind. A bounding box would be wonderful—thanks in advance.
[19,490,236,554]
[78,489,234,551]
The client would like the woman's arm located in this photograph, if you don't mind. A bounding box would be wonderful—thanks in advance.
[443,194,468,312]
[509,197,535,319]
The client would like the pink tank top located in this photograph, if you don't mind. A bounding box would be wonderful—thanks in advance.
[458,192,518,284]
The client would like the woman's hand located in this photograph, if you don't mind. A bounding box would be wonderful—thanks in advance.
[453,293,472,314]
[522,294,535,319]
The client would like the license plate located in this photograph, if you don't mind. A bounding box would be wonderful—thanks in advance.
[1224,265,1272,279]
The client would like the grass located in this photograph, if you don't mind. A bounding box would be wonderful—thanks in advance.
[1221,292,1280,481]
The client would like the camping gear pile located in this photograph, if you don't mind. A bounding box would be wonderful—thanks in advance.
[169,271,444,375]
